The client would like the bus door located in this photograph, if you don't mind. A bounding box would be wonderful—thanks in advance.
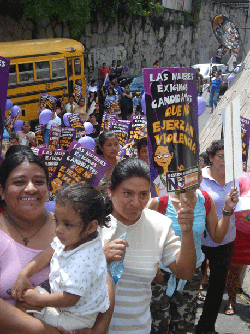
[66,56,84,95]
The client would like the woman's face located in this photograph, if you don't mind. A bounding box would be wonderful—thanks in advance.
[79,99,85,107]
[108,88,113,96]
[109,177,151,225]
[209,149,225,172]
[101,136,119,159]
[154,146,173,168]
[0,162,48,220]
[22,123,31,134]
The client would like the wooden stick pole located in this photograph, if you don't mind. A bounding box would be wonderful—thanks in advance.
[230,102,236,188]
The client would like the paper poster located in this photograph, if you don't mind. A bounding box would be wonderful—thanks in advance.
[59,127,76,151]
[39,93,57,112]
[105,100,121,114]
[212,15,240,50]
[240,116,250,172]
[143,67,199,197]
[50,143,110,196]
[38,148,66,179]
[0,56,10,161]
[111,120,130,147]
[68,113,85,139]
[101,113,118,131]
[4,108,21,132]
[35,124,44,147]
[74,84,83,104]
[222,97,243,183]
[125,115,147,156]
[47,126,61,149]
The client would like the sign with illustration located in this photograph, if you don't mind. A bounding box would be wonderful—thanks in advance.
[240,116,250,172]
[125,115,147,156]
[68,113,85,139]
[35,124,44,147]
[39,93,57,112]
[143,67,199,197]
[101,113,118,131]
[73,84,83,104]
[50,142,110,197]
[59,127,76,151]
[47,126,61,149]
[38,148,66,179]
[111,120,130,147]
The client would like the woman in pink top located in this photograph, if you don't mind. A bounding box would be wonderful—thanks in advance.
[225,173,250,315]
[0,147,114,334]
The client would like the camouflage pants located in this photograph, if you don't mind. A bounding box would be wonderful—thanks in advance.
[151,267,202,334]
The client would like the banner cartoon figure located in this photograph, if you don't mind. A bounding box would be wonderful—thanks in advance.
[143,67,199,197]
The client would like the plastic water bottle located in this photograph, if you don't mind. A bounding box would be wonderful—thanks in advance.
[110,232,127,284]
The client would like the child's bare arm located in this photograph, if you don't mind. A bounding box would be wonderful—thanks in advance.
[11,246,54,301]
[22,289,80,308]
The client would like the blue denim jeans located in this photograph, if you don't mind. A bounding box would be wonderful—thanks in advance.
[209,88,220,108]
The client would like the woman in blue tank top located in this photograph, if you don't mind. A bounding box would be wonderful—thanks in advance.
[149,187,238,334]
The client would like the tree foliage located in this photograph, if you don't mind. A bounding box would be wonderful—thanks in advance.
[5,0,163,38]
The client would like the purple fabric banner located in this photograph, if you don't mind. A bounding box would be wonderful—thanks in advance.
[0,56,10,160]
[143,67,199,197]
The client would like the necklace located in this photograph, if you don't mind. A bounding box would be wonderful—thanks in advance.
[3,209,48,246]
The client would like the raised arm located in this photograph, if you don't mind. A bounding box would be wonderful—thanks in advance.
[206,187,239,244]
[12,246,54,301]
[167,198,196,280]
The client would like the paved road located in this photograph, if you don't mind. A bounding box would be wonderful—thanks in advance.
[191,96,250,334]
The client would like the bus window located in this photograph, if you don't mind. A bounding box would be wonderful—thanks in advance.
[19,63,34,83]
[67,60,73,77]
[35,61,50,80]
[75,79,82,86]
[74,59,81,75]
[9,64,17,85]
[52,59,65,78]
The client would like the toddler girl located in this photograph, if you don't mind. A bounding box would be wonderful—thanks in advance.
[11,183,111,331]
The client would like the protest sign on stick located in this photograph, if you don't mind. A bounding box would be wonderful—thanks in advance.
[35,124,44,147]
[143,67,199,197]
[38,148,66,179]
[39,93,57,112]
[47,126,61,149]
[111,120,130,147]
[50,142,110,197]
[0,56,10,161]
[73,85,83,104]
[101,113,118,131]
[221,96,243,184]
[68,113,85,139]
[59,127,76,150]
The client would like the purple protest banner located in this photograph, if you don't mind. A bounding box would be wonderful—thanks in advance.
[47,126,61,149]
[0,56,10,160]
[4,107,21,133]
[35,124,44,147]
[50,143,110,196]
[39,93,57,112]
[68,113,85,139]
[143,67,199,197]
[101,113,118,131]
[38,148,66,179]
[59,127,76,150]
[240,116,250,172]
[111,120,130,147]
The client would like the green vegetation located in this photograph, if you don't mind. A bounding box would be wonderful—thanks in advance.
[1,0,163,38]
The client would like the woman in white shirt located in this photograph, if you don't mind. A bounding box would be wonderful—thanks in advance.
[101,158,196,334]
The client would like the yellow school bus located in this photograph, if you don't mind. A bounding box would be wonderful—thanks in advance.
[0,38,86,121]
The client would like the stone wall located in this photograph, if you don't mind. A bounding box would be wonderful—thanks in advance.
[0,1,248,81]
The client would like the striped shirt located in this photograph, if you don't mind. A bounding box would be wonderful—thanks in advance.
[100,208,181,334]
